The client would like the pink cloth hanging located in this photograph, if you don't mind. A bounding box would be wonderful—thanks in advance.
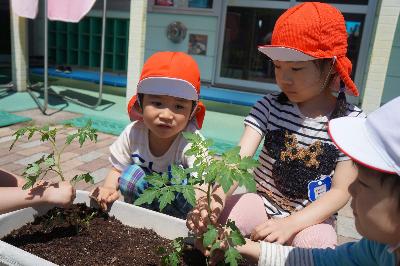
[47,0,96,23]
[11,0,39,19]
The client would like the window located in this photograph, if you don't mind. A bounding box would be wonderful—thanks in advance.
[300,0,368,5]
[150,0,218,16]
[220,7,284,84]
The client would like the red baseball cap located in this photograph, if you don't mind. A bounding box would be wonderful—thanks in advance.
[258,2,359,96]
[127,51,206,129]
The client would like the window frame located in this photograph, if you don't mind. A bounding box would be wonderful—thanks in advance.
[148,0,222,17]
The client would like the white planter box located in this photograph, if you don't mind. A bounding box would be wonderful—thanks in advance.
[0,190,189,266]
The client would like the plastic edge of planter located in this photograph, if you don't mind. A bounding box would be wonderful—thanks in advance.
[0,190,189,266]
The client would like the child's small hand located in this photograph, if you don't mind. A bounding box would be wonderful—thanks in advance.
[186,195,224,235]
[90,186,120,211]
[42,181,76,208]
[250,217,298,245]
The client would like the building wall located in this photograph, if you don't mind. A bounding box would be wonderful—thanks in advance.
[144,13,218,82]
[382,17,400,104]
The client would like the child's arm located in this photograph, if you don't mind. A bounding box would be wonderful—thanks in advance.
[255,238,395,266]
[251,160,357,244]
[0,181,75,215]
[187,126,262,234]
[90,167,121,210]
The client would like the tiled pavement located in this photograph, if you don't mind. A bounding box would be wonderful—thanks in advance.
[0,108,360,244]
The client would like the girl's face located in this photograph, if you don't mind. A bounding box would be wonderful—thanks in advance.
[273,60,331,103]
[349,165,400,246]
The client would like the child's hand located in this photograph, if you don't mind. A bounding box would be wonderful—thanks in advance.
[90,186,120,211]
[186,195,224,235]
[250,217,298,244]
[42,181,76,208]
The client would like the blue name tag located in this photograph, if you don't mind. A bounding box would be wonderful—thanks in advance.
[308,175,332,202]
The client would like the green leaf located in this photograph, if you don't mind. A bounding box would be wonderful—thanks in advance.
[78,134,85,147]
[225,247,242,266]
[9,128,28,150]
[145,172,166,188]
[134,189,158,206]
[65,133,77,145]
[48,128,57,141]
[25,163,41,176]
[229,229,246,247]
[240,173,257,193]
[71,173,94,184]
[41,132,50,142]
[162,252,180,266]
[222,146,241,163]
[158,189,175,211]
[22,178,35,190]
[181,186,196,207]
[170,165,187,185]
[238,156,259,170]
[203,225,218,247]
[218,169,233,193]
[182,132,201,142]
[44,155,55,167]
[204,138,214,148]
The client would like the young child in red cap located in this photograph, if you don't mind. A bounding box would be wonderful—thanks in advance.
[91,51,206,219]
[188,2,365,249]
[207,97,400,266]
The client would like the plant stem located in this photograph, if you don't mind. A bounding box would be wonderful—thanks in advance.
[42,129,65,181]
[206,183,213,222]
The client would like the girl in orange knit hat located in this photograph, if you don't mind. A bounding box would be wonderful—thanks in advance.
[91,51,206,219]
[188,2,365,250]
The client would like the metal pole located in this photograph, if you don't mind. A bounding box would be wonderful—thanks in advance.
[44,0,48,110]
[29,0,108,112]
[63,0,106,108]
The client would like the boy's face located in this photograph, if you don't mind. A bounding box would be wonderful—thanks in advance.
[273,60,332,103]
[141,94,193,141]
[349,165,400,246]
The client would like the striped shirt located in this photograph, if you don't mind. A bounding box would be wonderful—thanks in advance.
[244,93,364,217]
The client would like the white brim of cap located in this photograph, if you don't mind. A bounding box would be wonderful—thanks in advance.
[328,117,396,174]
[137,77,198,101]
[258,46,317,61]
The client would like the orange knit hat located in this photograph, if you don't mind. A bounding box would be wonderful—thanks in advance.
[258,2,359,96]
[127,51,206,129]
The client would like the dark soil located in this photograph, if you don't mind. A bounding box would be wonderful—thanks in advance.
[2,204,250,266]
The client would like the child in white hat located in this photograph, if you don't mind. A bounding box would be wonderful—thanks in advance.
[204,96,400,265]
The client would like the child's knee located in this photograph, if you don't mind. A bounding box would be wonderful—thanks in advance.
[219,193,267,236]
[291,223,337,249]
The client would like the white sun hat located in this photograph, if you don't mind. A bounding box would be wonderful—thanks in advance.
[328,97,400,175]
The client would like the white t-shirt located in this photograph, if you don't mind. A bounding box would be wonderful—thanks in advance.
[109,120,201,174]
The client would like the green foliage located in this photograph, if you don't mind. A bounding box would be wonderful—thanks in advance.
[135,132,259,266]
[158,237,184,266]
[10,121,97,189]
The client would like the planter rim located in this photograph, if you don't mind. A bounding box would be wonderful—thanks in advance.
[0,190,189,266]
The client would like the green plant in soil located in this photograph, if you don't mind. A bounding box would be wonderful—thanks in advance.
[135,132,259,266]
[9,121,98,189]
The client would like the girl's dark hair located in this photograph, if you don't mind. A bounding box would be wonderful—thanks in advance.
[276,59,347,120]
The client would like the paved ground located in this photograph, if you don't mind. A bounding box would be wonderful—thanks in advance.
[0,108,360,244]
